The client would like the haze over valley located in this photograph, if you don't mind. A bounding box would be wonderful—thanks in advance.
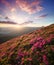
[0,23,40,44]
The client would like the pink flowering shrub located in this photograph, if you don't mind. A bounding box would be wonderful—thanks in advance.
[43,54,49,65]
[30,37,47,51]
[0,24,54,65]
[29,37,37,45]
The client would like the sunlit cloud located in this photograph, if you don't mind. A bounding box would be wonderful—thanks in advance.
[19,21,34,25]
[39,14,48,18]
[35,14,48,19]
[0,0,16,13]
[0,8,7,13]
[16,0,43,14]
[0,14,3,18]
[1,0,11,9]
[11,8,16,12]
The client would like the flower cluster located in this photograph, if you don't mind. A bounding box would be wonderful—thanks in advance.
[30,37,46,51]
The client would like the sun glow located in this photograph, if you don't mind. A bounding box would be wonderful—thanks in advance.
[9,13,28,24]
[0,23,20,27]
[0,23,24,31]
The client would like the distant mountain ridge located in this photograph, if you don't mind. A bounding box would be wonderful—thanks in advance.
[0,24,54,65]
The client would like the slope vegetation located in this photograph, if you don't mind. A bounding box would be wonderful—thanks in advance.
[0,24,54,65]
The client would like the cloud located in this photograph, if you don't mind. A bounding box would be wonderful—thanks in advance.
[0,21,17,24]
[4,16,13,22]
[0,0,43,14]
[0,8,7,13]
[0,14,3,18]
[0,14,10,19]
[1,0,11,9]
[11,8,16,12]
[39,14,48,18]
[19,21,34,25]
[35,14,48,19]
[16,0,43,14]
[5,16,10,20]
[0,0,16,12]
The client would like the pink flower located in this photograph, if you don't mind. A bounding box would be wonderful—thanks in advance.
[42,39,46,45]
[24,51,29,56]
[39,39,46,48]
[37,37,43,41]
[18,52,24,57]
[50,34,54,39]
[43,55,49,65]
[36,51,39,55]
[17,49,24,57]
[9,51,14,57]
[27,58,32,61]
[47,38,51,43]
[33,42,40,48]
[47,34,54,43]
[30,37,37,45]
[31,46,35,51]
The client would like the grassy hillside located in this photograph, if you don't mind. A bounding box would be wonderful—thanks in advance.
[0,24,54,65]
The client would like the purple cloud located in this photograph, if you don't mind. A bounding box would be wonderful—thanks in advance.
[16,0,43,14]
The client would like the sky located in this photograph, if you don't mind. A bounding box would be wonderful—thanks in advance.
[0,0,54,27]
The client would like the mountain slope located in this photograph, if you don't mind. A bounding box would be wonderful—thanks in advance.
[0,24,54,65]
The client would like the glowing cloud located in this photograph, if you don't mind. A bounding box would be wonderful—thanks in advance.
[19,21,34,25]
[11,8,16,12]
[0,0,16,13]
[0,14,3,18]
[16,0,43,14]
